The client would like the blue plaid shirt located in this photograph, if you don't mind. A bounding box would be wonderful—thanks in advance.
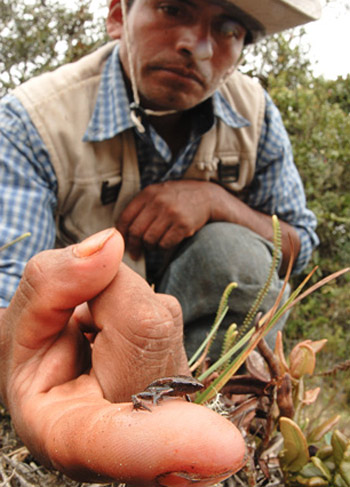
[0,45,318,308]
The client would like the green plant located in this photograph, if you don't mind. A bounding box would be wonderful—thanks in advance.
[0,0,108,97]
[189,216,350,485]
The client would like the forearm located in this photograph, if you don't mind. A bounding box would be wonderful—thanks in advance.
[207,182,301,276]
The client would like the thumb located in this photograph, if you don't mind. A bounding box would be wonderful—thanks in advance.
[8,228,124,350]
[27,384,246,486]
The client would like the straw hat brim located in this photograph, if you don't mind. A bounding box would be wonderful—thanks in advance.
[229,0,322,38]
[108,0,322,42]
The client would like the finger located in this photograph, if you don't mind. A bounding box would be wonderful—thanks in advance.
[117,196,153,259]
[122,205,159,257]
[23,386,246,486]
[126,215,169,259]
[117,192,148,238]
[89,264,189,402]
[159,224,187,249]
[9,228,124,352]
[126,233,144,261]
[72,302,96,332]
[72,303,98,343]
[142,217,172,247]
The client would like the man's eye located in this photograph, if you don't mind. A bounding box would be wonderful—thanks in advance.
[160,4,181,16]
[217,20,246,40]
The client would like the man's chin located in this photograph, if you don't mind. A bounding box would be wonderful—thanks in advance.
[142,94,206,113]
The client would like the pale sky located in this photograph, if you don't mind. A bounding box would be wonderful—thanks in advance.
[303,1,350,79]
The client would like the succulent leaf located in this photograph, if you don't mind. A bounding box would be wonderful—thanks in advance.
[332,430,350,468]
[299,461,328,478]
[334,473,349,487]
[316,445,334,461]
[307,339,328,354]
[308,415,341,443]
[289,342,316,379]
[303,387,321,406]
[246,350,271,382]
[339,442,350,485]
[311,456,332,482]
[294,474,329,486]
[280,416,310,471]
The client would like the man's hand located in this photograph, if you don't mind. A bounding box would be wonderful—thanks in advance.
[117,180,213,259]
[0,228,245,485]
[117,179,300,274]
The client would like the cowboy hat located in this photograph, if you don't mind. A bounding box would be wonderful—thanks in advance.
[108,0,322,43]
[230,0,322,39]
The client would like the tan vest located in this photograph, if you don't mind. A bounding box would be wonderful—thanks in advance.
[13,42,265,277]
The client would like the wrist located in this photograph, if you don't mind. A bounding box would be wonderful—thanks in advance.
[208,183,239,223]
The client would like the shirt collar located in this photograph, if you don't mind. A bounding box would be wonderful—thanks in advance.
[83,44,250,142]
[212,90,250,129]
[83,44,134,142]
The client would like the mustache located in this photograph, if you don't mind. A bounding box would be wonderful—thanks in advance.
[148,61,210,86]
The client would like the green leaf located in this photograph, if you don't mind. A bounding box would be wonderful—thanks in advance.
[308,415,341,443]
[279,417,310,472]
[335,473,349,487]
[316,445,333,461]
[332,430,350,468]
[339,442,350,486]
[311,457,332,482]
[299,461,328,479]
[294,474,329,486]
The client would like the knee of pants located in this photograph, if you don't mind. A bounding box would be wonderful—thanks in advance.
[157,222,285,324]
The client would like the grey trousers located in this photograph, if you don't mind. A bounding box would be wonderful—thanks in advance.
[156,222,290,360]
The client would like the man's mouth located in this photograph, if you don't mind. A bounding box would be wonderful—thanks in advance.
[151,65,205,86]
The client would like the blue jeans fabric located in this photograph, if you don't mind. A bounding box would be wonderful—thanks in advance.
[155,222,290,360]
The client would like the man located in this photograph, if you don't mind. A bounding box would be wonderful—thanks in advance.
[0,0,319,357]
[0,0,321,483]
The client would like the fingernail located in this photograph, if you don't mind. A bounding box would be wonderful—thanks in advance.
[157,470,233,487]
[73,228,116,258]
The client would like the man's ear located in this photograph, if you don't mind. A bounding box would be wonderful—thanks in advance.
[106,0,123,39]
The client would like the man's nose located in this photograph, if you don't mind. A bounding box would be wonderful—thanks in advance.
[176,24,214,61]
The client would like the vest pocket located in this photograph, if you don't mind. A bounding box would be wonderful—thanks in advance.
[100,179,121,205]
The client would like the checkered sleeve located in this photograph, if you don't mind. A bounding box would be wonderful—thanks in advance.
[246,92,319,274]
[0,95,58,307]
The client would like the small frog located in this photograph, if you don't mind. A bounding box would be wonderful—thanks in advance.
[132,375,204,412]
